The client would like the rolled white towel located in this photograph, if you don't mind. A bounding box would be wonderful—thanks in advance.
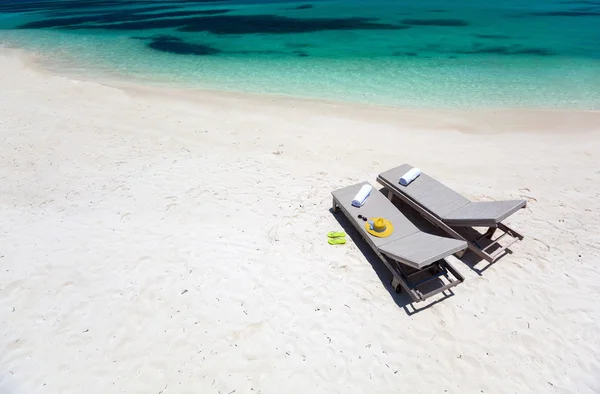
[400,167,421,186]
[352,184,372,207]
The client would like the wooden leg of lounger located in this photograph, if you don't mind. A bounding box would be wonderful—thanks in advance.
[387,190,394,202]
[401,259,464,301]
[484,227,497,239]
[332,197,339,213]
[498,222,524,240]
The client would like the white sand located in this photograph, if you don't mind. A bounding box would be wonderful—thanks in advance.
[1,48,600,394]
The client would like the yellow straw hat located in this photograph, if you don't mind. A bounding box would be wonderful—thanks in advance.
[365,217,394,238]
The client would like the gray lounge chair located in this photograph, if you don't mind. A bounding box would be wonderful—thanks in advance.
[332,182,467,303]
[377,164,526,263]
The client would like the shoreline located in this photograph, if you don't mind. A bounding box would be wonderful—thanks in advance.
[3,45,600,134]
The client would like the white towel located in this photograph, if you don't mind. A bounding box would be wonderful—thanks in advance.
[352,184,372,207]
[400,167,421,186]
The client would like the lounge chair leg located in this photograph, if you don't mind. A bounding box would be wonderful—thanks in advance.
[454,249,466,258]
[484,227,497,239]
[387,190,394,201]
[391,277,402,293]
[428,263,442,275]
[332,197,339,213]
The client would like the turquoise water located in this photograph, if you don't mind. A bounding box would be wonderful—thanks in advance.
[1,0,600,108]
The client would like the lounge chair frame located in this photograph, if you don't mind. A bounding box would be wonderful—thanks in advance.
[332,195,464,303]
[377,177,524,263]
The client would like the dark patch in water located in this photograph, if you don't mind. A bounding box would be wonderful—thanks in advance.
[392,51,418,57]
[510,48,556,55]
[144,34,221,56]
[288,4,314,10]
[401,18,470,26]
[41,15,406,35]
[11,0,405,35]
[474,34,511,39]
[232,50,281,55]
[559,0,600,4]
[428,9,447,13]
[175,15,408,34]
[448,55,457,59]
[291,49,310,57]
[140,35,284,57]
[456,45,555,56]
[0,0,229,13]
[158,9,233,16]
[45,5,181,18]
[134,35,284,56]
[285,42,315,49]
[530,10,600,16]
[19,8,233,29]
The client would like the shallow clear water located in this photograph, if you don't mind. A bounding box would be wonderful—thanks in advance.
[1,0,600,108]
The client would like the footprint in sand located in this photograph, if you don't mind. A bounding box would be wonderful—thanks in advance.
[1,279,25,297]
[164,196,178,211]
[532,237,551,251]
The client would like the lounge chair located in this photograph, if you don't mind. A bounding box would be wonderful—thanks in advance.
[377,164,526,263]
[332,182,467,303]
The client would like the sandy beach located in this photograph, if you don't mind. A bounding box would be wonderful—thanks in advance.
[1,48,600,393]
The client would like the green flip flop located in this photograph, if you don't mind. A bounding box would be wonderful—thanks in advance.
[328,237,346,245]
[327,231,346,238]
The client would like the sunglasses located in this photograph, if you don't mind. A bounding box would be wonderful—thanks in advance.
[358,215,368,222]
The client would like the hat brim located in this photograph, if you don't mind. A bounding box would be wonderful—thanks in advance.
[365,218,394,238]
